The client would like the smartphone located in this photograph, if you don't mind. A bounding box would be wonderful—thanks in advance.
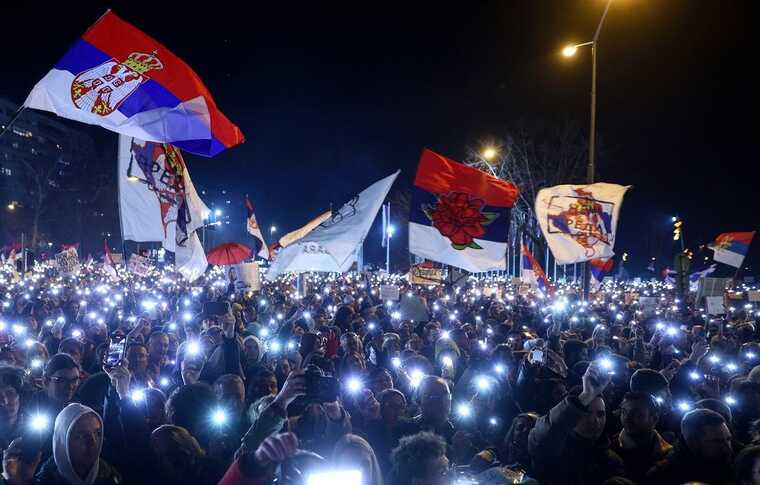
[530,349,544,364]
[103,335,126,369]
[204,301,230,316]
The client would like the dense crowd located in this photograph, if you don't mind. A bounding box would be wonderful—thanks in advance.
[1,259,760,485]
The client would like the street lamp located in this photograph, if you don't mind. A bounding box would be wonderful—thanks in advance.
[7,202,15,211]
[482,147,498,161]
[562,0,614,299]
[270,225,277,235]
[214,209,222,217]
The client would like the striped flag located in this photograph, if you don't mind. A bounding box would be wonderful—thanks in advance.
[709,231,755,268]
[245,196,269,260]
[521,243,553,293]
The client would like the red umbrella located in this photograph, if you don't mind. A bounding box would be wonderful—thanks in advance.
[206,242,252,266]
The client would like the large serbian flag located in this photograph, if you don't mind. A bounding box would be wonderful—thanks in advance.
[709,231,755,268]
[409,149,519,272]
[521,244,553,293]
[23,10,244,157]
[245,196,269,260]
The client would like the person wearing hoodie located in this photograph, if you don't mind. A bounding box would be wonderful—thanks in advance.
[34,403,121,485]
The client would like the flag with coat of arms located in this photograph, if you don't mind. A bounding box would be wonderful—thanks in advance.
[708,231,755,268]
[23,10,243,157]
[245,196,269,260]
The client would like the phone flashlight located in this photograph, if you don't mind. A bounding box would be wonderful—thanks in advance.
[391,357,402,368]
[131,389,146,403]
[409,369,424,388]
[346,377,362,394]
[186,341,202,356]
[677,401,692,412]
[441,355,454,368]
[456,403,472,418]
[29,414,50,432]
[211,408,228,426]
[689,371,703,381]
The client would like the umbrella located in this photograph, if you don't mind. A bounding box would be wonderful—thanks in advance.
[206,242,251,266]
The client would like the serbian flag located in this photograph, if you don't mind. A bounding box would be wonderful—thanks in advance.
[409,149,519,272]
[589,258,614,284]
[245,196,269,260]
[521,244,553,293]
[103,240,115,267]
[23,10,244,157]
[709,231,755,268]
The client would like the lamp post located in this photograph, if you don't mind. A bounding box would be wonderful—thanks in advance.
[562,0,613,298]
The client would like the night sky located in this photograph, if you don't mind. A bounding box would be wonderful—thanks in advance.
[3,1,759,274]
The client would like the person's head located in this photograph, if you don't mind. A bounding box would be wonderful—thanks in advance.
[58,338,83,365]
[369,368,393,396]
[333,434,383,485]
[620,392,660,438]
[503,413,538,465]
[378,389,406,426]
[247,369,278,403]
[630,368,672,409]
[563,340,589,367]
[165,383,215,445]
[341,332,361,353]
[214,374,245,416]
[148,332,170,363]
[0,366,23,424]
[127,343,149,376]
[45,353,81,404]
[242,336,262,364]
[391,431,449,485]
[146,388,167,429]
[696,398,734,428]
[570,388,606,441]
[418,376,451,424]
[681,409,733,464]
[734,445,760,485]
[150,425,205,480]
[53,404,103,480]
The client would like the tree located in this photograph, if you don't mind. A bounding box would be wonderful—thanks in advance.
[465,118,591,264]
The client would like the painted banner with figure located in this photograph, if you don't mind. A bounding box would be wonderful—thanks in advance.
[118,135,209,280]
[409,149,519,273]
[535,183,630,265]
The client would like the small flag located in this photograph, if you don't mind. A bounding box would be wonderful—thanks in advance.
[245,196,269,260]
[708,231,755,268]
[589,258,614,284]
[103,240,115,266]
[521,244,553,293]
[689,264,717,282]
[409,149,519,273]
[24,10,243,157]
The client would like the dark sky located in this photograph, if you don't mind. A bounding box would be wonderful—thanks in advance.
[3,1,759,273]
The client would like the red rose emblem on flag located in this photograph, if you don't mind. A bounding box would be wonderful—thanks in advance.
[424,192,499,250]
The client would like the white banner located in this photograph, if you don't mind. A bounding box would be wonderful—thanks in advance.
[128,254,152,277]
[266,171,399,279]
[535,183,630,264]
[118,135,209,249]
[232,262,261,291]
[706,296,726,315]
[380,285,400,301]
[55,248,80,277]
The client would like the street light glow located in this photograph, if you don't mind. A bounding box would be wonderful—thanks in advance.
[482,147,497,160]
[562,45,578,57]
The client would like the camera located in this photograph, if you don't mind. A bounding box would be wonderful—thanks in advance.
[304,366,339,403]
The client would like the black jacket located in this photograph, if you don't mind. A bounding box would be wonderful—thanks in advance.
[645,439,736,485]
[528,396,626,485]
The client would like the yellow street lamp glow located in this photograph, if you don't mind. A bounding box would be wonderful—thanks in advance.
[7,203,15,211]
[127,176,139,182]
[482,147,497,160]
[562,45,578,57]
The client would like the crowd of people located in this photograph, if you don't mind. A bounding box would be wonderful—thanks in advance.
[1,258,760,485]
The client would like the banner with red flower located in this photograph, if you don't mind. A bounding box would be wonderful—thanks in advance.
[409,149,519,273]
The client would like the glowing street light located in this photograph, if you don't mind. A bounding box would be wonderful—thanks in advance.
[270,225,277,234]
[482,147,498,160]
[562,45,579,57]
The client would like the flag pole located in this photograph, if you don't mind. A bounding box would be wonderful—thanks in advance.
[115,139,128,264]
[0,106,26,139]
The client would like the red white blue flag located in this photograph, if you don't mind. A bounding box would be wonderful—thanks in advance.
[521,244,553,293]
[589,258,614,284]
[24,10,244,157]
[409,149,519,273]
[245,196,269,260]
[709,231,755,268]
